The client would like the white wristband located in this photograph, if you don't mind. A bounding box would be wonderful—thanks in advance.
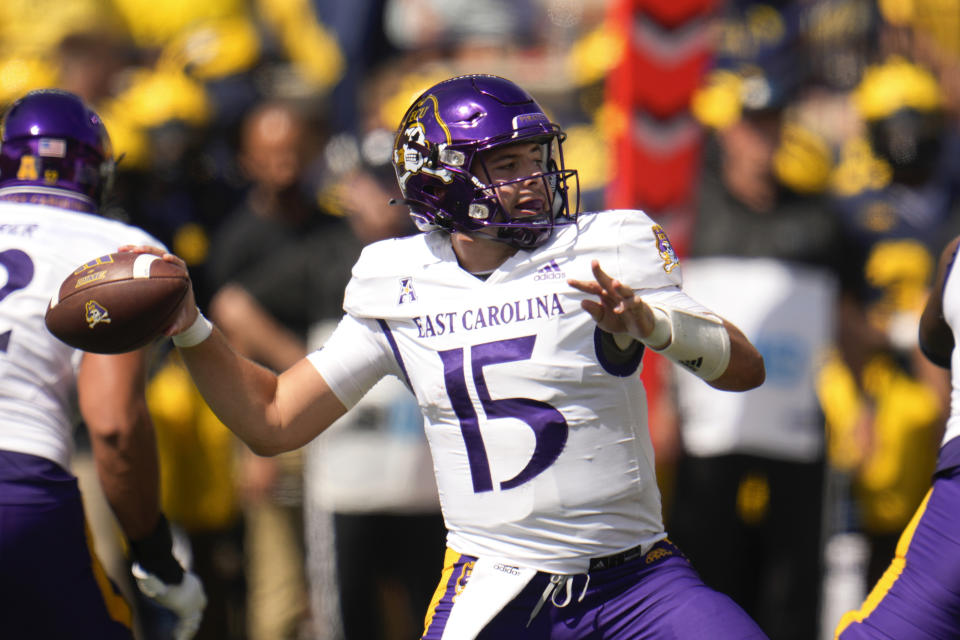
[639,307,672,349]
[646,305,731,381]
[172,311,213,348]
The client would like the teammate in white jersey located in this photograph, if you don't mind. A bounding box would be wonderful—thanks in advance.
[0,90,205,639]
[147,74,767,638]
[834,236,960,639]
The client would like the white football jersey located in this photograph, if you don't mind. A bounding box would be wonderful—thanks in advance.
[0,200,161,470]
[940,254,960,448]
[309,209,713,573]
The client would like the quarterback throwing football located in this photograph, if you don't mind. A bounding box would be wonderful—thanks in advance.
[150,74,768,639]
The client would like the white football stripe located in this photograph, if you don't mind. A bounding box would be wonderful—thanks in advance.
[132,254,158,279]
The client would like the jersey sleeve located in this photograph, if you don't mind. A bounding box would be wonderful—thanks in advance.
[611,211,684,293]
[306,314,402,408]
[642,288,715,316]
[586,211,719,318]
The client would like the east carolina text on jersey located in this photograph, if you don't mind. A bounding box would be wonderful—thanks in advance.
[412,294,564,337]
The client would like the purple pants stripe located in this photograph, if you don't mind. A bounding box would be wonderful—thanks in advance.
[835,461,960,639]
[0,449,133,639]
[421,540,768,639]
[422,547,476,638]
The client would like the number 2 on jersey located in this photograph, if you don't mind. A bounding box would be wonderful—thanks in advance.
[0,249,35,352]
[439,335,568,493]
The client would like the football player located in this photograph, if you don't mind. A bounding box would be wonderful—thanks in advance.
[149,74,767,638]
[0,90,205,639]
[834,235,960,639]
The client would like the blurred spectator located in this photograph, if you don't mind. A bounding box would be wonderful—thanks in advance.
[309,0,395,135]
[873,0,960,116]
[668,107,850,640]
[666,4,864,638]
[206,99,358,338]
[54,31,134,106]
[383,0,536,59]
[820,56,959,591]
[205,98,360,640]
[76,0,276,308]
[802,0,878,94]
[252,0,344,97]
[305,68,441,639]
[0,1,128,104]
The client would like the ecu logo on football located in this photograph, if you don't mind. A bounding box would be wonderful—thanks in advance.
[84,299,112,329]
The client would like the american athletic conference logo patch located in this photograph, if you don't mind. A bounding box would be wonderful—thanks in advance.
[652,224,679,273]
[398,277,417,304]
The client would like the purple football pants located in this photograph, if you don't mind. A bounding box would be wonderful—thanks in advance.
[835,440,960,640]
[422,539,769,639]
[0,449,133,639]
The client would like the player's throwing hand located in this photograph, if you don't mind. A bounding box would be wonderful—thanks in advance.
[118,245,201,339]
[568,260,666,348]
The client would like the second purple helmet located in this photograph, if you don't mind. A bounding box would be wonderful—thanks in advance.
[0,89,115,210]
[392,74,579,250]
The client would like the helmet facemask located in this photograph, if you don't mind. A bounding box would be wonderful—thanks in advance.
[467,136,579,249]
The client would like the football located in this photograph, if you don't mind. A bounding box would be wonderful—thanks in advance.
[45,252,189,354]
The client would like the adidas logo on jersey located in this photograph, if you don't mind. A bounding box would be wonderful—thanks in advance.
[679,357,703,372]
[534,259,565,281]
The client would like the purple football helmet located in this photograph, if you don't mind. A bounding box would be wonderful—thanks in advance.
[0,89,115,210]
[392,74,579,249]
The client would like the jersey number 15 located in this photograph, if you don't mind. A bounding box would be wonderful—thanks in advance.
[438,335,568,494]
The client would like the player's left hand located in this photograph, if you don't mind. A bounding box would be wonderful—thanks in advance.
[568,260,665,347]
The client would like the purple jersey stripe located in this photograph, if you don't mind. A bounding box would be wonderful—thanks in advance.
[593,327,644,377]
[377,318,412,388]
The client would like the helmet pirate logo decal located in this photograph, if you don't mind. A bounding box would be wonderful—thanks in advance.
[395,95,456,191]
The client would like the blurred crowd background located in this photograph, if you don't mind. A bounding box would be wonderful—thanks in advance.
[4,0,958,638]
